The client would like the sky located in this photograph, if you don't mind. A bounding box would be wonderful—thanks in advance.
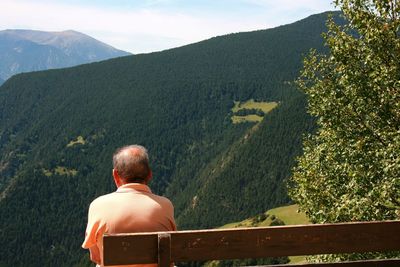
[1,0,336,54]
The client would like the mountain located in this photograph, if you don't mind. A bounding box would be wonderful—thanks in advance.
[0,29,130,80]
[0,12,341,267]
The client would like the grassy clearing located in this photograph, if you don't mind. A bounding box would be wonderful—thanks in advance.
[231,100,278,124]
[220,204,310,264]
[232,99,279,113]
[67,135,85,147]
[221,204,309,229]
[289,256,308,264]
[231,114,264,123]
[42,169,53,177]
[42,166,78,177]
[266,205,309,225]
[54,166,78,176]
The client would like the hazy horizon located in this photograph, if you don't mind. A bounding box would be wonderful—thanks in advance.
[1,0,336,54]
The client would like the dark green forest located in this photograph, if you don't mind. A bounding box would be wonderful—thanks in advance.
[0,12,341,266]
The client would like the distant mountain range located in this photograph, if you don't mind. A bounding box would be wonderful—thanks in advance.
[0,29,130,80]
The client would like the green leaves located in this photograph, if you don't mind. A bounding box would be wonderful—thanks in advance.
[290,2,400,262]
[289,0,400,258]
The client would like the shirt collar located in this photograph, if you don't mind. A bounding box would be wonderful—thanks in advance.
[116,183,152,194]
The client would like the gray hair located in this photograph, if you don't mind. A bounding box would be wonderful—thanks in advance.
[112,145,150,183]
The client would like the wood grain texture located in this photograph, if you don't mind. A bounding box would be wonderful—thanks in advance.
[103,220,400,266]
[158,233,171,267]
[103,233,157,265]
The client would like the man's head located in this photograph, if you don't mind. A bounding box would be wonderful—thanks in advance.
[112,145,152,186]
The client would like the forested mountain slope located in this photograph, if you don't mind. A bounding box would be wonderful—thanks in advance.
[0,12,340,266]
[174,95,315,229]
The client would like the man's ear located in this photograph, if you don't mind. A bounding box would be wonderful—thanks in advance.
[113,169,123,188]
[145,169,153,184]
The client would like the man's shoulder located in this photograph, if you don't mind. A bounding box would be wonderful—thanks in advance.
[89,192,118,208]
[89,190,174,212]
[152,194,174,209]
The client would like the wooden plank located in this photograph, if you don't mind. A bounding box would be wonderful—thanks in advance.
[171,221,400,262]
[103,233,157,266]
[260,259,400,266]
[103,220,400,265]
[158,233,171,267]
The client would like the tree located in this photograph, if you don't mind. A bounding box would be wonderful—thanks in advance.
[289,0,400,235]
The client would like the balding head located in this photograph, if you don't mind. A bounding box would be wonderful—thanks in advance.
[112,145,151,183]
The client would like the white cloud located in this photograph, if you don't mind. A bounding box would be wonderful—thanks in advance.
[0,0,334,53]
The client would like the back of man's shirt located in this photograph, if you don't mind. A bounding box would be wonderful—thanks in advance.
[82,183,176,267]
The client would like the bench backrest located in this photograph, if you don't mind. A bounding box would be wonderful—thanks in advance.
[103,220,400,266]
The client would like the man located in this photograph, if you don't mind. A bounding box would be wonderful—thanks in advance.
[82,145,176,267]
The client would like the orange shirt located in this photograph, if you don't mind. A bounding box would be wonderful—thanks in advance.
[82,183,176,267]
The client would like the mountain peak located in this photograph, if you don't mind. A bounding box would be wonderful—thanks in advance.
[0,29,131,80]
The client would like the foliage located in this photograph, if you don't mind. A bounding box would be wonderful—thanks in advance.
[289,0,400,262]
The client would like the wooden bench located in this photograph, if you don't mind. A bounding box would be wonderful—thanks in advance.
[103,220,400,266]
